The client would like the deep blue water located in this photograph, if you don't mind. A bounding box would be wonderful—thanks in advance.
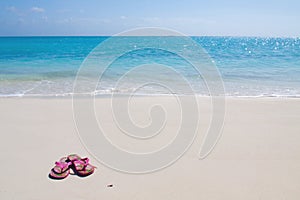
[0,36,300,97]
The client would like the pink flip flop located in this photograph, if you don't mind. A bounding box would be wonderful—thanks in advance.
[70,157,96,177]
[49,157,71,180]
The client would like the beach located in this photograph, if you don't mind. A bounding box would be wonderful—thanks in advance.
[1,96,300,199]
[1,0,299,199]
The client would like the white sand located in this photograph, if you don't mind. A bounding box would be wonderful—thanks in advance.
[0,97,300,199]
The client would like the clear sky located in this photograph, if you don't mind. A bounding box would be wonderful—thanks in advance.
[0,0,299,37]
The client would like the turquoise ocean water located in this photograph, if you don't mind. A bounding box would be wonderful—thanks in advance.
[0,36,300,97]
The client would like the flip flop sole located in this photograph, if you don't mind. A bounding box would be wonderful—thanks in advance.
[75,164,95,177]
[49,169,70,180]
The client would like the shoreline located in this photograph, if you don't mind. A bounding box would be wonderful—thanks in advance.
[1,94,300,99]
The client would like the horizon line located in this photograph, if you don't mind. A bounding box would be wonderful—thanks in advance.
[0,35,299,39]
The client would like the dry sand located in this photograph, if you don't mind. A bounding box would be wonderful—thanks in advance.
[0,97,300,199]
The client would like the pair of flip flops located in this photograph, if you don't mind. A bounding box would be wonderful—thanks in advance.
[49,154,96,179]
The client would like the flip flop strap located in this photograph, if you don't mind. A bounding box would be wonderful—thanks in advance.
[54,161,70,172]
[74,158,89,165]
[73,158,90,170]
